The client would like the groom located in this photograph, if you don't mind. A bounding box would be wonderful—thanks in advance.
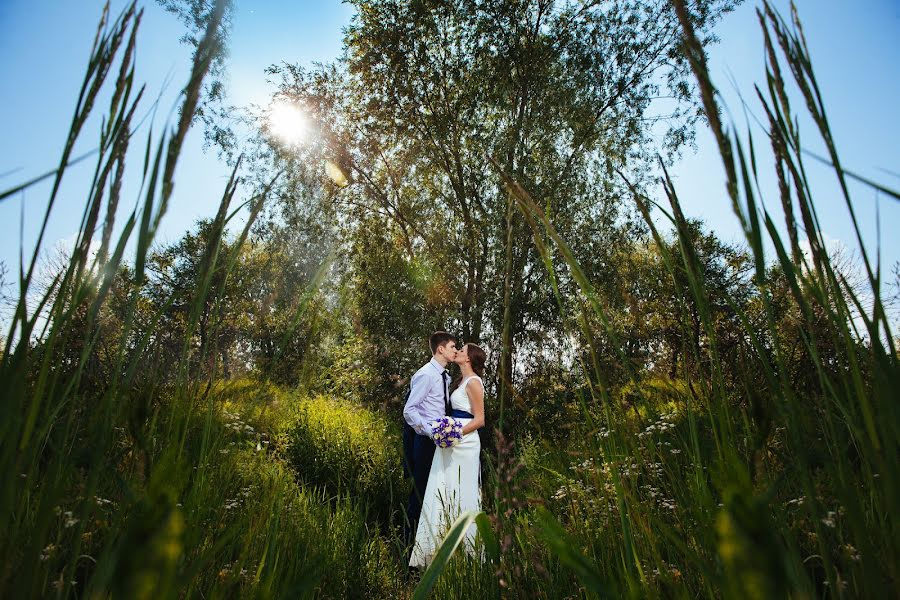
[402,331,458,555]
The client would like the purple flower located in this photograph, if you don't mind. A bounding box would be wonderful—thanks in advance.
[430,417,463,448]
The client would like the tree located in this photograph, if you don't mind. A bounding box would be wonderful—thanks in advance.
[257,0,738,410]
[138,216,329,385]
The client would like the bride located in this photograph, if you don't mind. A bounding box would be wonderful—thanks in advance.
[409,343,487,568]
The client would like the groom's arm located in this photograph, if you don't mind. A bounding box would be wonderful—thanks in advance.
[403,369,433,435]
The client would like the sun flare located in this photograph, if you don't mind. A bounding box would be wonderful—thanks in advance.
[268,100,310,146]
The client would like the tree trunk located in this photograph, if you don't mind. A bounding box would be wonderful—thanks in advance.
[221,346,231,379]
[470,239,489,343]
[498,191,516,430]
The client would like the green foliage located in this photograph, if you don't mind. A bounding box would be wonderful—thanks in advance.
[284,394,405,526]
[257,0,739,413]
[0,4,375,597]
[412,511,483,600]
[321,331,384,404]
[493,1,900,597]
[337,220,452,406]
[138,221,325,385]
[4,1,898,598]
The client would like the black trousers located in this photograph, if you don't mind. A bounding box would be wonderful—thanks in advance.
[403,423,436,555]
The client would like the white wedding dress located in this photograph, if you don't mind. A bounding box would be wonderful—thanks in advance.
[409,375,482,568]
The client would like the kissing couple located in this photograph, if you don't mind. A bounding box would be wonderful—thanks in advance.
[402,331,487,569]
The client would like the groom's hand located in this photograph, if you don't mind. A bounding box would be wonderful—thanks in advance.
[427,420,445,446]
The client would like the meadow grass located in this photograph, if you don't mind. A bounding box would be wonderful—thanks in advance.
[2,0,897,598]
[483,1,899,597]
[283,394,406,527]
[0,3,400,598]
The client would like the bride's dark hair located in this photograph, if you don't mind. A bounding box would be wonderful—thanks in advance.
[466,343,487,377]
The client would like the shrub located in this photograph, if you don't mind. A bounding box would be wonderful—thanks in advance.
[284,395,406,526]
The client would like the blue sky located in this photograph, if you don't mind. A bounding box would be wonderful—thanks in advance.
[0,1,353,276]
[674,1,900,275]
[1,1,898,304]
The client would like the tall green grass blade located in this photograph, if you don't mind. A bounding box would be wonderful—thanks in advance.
[802,150,900,202]
[534,506,614,597]
[412,510,481,599]
[474,512,499,565]
[0,149,100,203]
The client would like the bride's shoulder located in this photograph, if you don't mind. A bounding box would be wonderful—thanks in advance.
[465,375,484,389]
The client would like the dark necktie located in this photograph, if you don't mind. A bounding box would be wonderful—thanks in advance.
[442,370,451,415]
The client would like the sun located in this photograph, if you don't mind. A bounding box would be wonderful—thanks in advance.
[268,100,310,146]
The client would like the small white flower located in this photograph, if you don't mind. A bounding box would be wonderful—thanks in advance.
[40,544,56,562]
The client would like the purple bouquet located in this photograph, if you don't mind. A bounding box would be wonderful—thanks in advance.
[429,416,463,448]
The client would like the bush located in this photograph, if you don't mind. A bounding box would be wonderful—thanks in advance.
[191,383,404,598]
[284,395,406,526]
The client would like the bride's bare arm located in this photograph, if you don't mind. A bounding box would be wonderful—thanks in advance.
[461,378,485,435]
